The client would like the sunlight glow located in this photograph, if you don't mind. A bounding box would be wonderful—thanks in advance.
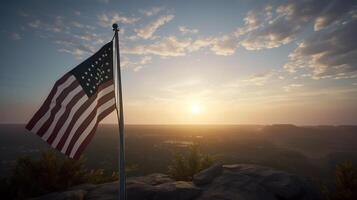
[191,104,201,114]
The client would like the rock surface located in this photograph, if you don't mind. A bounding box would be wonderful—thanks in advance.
[193,162,223,186]
[29,164,322,200]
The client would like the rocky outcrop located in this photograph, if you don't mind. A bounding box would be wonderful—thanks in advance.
[30,164,322,200]
[193,162,223,186]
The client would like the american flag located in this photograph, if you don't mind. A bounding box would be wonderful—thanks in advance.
[26,41,116,159]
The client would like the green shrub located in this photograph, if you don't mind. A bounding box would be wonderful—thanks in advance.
[168,144,214,181]
[322,161,357,200]
[1,150,120,199]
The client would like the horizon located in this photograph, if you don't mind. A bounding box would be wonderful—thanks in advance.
[1,0,357,125]
[1,123,357,127]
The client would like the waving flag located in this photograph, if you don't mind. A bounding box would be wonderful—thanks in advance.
[26,41,116,159]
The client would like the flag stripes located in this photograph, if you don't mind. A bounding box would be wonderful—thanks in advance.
[26,75,115,158]
[26,41,116,159]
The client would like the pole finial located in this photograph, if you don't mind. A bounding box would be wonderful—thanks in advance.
[112,23,119,32]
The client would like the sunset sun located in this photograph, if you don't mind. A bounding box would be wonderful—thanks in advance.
[191,104,201,115]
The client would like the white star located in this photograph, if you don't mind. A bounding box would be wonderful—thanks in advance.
[105,76,108,79]
[105,62,109,66]
[82,76,85,79]
[86,83,89,86]
[88,68,91,71]
[91,64,94,67]
[90,90,93,93]
[95,77,98,80]
[99,58,101,61]
[90,74,93,77]
[95,61,98,64]
[84,72,88,75]
[87,78,90,81]
[107,69,111,72]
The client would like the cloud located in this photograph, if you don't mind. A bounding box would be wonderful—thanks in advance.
[10,32,21,40]
[283,84,303,92]
[242,71,275,86]
[123,36,190,57]
[188,37,215,52]
[179,26,199,34]
[238,0,357,50]
[135,15,174,39]
[55,38,96,59]
[28,20,41,28]
[210,35,238,56]
[284,18,357,79]
[124,34,240,57]
[139,7,165,16]
[122,56,152,72]
[98,13,140,27]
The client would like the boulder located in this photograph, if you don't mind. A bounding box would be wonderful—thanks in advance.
[154,181,201,200]
[130,173,174,185]
[85,176,200,200]
[193,162,223,186]
[196,164,322,200]
[29,164,322,200]
[29,190,87,200]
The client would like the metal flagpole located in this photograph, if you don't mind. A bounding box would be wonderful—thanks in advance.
[112,23,126,200]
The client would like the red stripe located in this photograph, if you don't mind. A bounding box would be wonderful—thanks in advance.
[46,90,86,144]
[55,80,114,150]
[65,91,115,155]
[72,104,116,159]
[36,80,79,137]
[26,73,71,130]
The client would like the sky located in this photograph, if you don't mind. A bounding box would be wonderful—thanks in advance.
[0,0,356,125]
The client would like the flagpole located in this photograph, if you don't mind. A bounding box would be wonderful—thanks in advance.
[112,23,126,200]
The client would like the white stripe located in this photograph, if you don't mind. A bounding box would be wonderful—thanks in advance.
[31,76,76,133]
[69,99,115,158]
[52,94,88,148]
[41,85,82,141]
[60,85,115,153]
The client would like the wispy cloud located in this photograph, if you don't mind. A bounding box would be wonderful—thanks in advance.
[10,32,21,40]
[135,15,174,39]
[123,36,190,57]
[98,13,140,27]
[242,71,275,86]
[179,26,198,34]
[210,35,238,56]
[139,6,165,16]
[283,84,303,92]
[121,56,152,72]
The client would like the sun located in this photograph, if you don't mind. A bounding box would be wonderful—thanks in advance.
[191,104,201,114]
